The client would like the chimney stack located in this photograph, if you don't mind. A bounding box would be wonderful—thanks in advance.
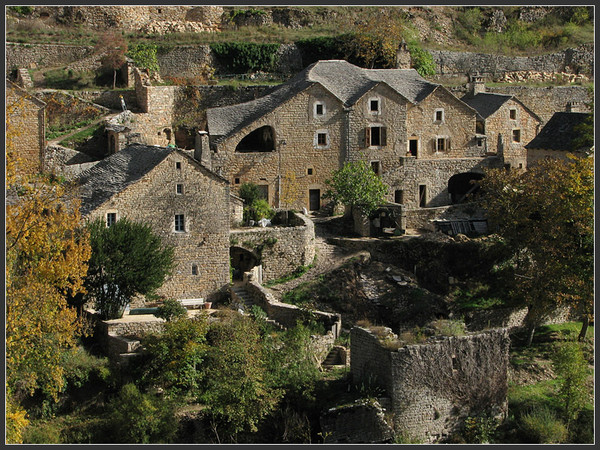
[194,131,211,170]
[467,72,486,96]
[395,39,411,69]
[566,101,581,113]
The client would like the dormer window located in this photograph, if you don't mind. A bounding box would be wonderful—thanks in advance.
[368,97,381,115]
[314,101,326,118]
[434,108,444,123]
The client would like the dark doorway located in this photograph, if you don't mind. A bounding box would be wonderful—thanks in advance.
[409,139,418,156]
[394,190,404,204]
[230,247,259,280]
[419,185,427,207]
[309,189,321,211]
[448,172,484,204]
[235,126,275,153]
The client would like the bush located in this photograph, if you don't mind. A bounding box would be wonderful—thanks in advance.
[407,42,436,77]
[247,198,276,222]
[105,383,178,444]
[210,42,280,73]
[22,421,62,444]
[463,414,498,443]
[553,341,590,428]
[154,298,187,322]
[239,182,262,205]
[61,346,110,390]
[519,406,568,443]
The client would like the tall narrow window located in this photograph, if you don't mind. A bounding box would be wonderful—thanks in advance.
[509,108,517,120]
[367,126,387,147]
[192,264,198,275]
[314,102,325,117]
[106,212,117,227]
[176,184,184,194]
[370,99,380,113]
[512,129,521,143]
[176,161,182,170]
[436,137,448,152]
[371,161,381,176]
[317,133,327,146]
[434,109,444,122]
[419,185,427,207]
[175,214,185,232]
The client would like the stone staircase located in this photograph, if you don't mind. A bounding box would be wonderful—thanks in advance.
[321,345,349,370]
[16,68,33,88]
[231,284,286,331]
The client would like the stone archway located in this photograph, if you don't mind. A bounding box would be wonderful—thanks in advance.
[230,246,260,280]
[235,126,275,153]
[448,172,484,204]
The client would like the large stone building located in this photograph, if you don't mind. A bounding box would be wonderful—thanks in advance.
[6,80,46,175]
[76,144,231,302]
[203,60,510,219]
[461,73,542,170]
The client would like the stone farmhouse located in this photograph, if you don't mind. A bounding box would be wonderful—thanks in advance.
[76,144,231,303]
[525,110,593,166]
[202,60,539,224]
[6,80,46,175]
[461,73,542,170]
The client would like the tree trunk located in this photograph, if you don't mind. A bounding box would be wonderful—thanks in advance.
[578,315,589,341]
[526,323,536,347]
[113,70,117,89]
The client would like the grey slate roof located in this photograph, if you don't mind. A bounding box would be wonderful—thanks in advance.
[460,92,513,119]
[207,60,439,139]
[77,144,175,216]
[525,111,592,151]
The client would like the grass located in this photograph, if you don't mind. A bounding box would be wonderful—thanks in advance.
[58,123,103,147]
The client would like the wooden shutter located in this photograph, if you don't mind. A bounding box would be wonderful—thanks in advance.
[446,137,451,151]
[381,127,387,146]
[365,127,370,148]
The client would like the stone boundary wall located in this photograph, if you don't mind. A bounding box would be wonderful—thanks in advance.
[230,212,316,282]
[430,43,593,76]
[74,89,140,111]
[5,43,93,72]
[465,305,578,331]
[351,326,510,443]
[44,145,99,179]
[320,399,395,443]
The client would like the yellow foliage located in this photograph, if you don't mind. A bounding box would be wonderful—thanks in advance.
[5,393,30,444]
[281,170,302,209]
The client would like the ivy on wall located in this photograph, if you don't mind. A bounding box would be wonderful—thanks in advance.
[209,42,281,74]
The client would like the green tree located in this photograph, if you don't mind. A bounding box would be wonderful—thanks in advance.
[140,315,209,396]
[153,298,188,322]
[324,160,388,216]
[480,156,593,345]
[201,314,282,442]
[106,383,178,444]
[95,31,128,89]
[85,218,175,320]
[553,341,590,431]
[407,41,437,77]
[127,43,160,73]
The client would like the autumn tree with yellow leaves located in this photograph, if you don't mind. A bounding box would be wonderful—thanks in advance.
[6,99,91,443]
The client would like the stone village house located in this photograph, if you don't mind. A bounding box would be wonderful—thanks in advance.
[76,144,231,303]
[201,60,541,227]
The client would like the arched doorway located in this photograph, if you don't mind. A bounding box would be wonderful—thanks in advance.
[235,126,275,153]
[229,246,260,280]
[448,172,484,204]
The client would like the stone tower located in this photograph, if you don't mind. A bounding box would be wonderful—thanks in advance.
[395,39,411,70]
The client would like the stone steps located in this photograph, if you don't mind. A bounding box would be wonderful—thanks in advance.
[231,285,286,330]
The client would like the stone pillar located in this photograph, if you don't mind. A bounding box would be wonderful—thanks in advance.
[194,131,211,170]
[395,39,411,69]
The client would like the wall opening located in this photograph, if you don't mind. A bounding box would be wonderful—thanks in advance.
[230,246,259,280]
[394,190,404,204]
[309,189,321,211]
[235,126,275,153]
[408,138,418,156]
[448,172,484,204]
[419,185,427,207]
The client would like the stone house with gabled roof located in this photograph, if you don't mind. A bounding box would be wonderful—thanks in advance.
[461,73,542,170]
[524,111,593,166]
[76,144,231,303]
[204,60,504,218]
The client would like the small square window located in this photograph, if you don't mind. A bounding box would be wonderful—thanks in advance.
[175,214,185,232]
[106,212,117,227]
[317,133,327,146]
[176,184,183,194]
[176,162,182,170]
[234,177,240,184]
[435,109,444,122]
[307,168,313,175]
[370,99,379,112]
[315,103,324,115]
[509,109,517,120]
[512,129,521,143]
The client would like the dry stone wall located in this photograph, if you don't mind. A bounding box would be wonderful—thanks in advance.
[351,326,510,443]
[5,43,93,72]
[320,399,395,443]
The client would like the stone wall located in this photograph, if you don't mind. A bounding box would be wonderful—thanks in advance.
[431,43,594,76]
[465,305,578,331]
[230,212,315,282]
[5,43,93,72]
[86,151,231,301]
[350,326,510,443]
[6,82,46,175]
[44,145,99,179]
[320,399,395,443]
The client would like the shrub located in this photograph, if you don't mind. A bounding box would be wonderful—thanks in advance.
[22,421,62,444]
[105,383,178,444]
[153,298,187,322]
[407,42,436,77]
[463,414,498,443]
[238,182,262,205]
[430,319,466,336]
[61,346,110,390]
[519,406,568,443]
[210,42,280,73]
[553,341,590,429]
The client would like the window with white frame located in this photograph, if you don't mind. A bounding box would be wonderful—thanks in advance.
[435,136,450,152]
[314,101,326,117]
[106,212,117,227]
[174,214,186,232]
[434,108,444,123]
[368,97,381,114]
[314,130,330,148]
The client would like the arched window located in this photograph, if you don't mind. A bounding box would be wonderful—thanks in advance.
[235,126,275,153]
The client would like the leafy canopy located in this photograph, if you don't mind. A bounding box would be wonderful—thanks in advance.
[324,159,388,216]
[85,218,175,319]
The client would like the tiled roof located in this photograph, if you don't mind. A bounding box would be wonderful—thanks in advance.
[207,60,439,139]
[76,144,176,216]
[525,111,592,151]
[460,92,513,119]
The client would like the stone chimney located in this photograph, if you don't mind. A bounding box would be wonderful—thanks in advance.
[467,72,486,96]
[566,101,582,113]
[194,130,211,169]
[395,39,411,69]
